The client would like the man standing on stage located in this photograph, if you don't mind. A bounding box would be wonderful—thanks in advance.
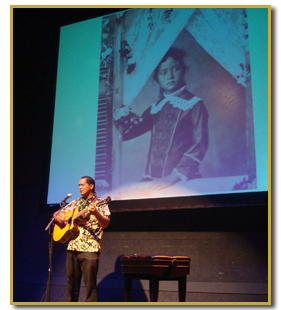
[53,176,110,302]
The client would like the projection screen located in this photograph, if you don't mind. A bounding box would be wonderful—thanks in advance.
[47,7,269,209]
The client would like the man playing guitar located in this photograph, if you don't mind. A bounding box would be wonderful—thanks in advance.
[52,176,111,302]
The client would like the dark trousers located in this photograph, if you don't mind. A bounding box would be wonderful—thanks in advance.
[66,250,99,302]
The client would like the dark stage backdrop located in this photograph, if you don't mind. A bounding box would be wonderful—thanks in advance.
[12,7,269,213]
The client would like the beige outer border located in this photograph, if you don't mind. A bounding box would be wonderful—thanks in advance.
[10,5,271,306]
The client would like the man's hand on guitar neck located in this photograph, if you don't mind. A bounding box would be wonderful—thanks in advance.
[53,212,67,229]
[88,202,110,228]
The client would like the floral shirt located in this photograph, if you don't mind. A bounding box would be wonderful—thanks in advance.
[61,195,110,253]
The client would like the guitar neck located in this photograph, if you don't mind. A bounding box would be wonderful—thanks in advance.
[73,197,110,220]
[73,207,89,220]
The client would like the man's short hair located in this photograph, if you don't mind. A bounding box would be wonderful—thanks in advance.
[81,176,95,189]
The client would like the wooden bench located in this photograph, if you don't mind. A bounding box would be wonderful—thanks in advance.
[121,254,191,302]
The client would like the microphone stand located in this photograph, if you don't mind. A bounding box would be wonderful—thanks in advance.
[44,200,67,302]
[45,200,67,231]
[46,224,54,302]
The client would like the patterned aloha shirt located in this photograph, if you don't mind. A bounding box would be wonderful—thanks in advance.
[61,194,110,253]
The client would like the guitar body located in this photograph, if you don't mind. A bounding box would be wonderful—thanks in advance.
[53,196,111,243]
[53,208,80,243]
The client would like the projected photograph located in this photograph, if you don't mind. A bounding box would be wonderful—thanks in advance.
[95,8,256,200]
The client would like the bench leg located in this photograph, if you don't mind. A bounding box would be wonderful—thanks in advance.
[149,277,159,302]
[178,276,187,302]
[124,276,132,302]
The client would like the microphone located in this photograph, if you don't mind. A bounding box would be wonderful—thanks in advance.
[61,193,72,204]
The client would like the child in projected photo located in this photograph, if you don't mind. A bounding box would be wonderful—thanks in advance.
[114,47,209,193]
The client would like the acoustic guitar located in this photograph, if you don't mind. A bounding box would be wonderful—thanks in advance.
[53,196,111,243]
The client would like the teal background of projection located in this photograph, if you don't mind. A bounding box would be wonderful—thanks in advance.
[47,8,269,204]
